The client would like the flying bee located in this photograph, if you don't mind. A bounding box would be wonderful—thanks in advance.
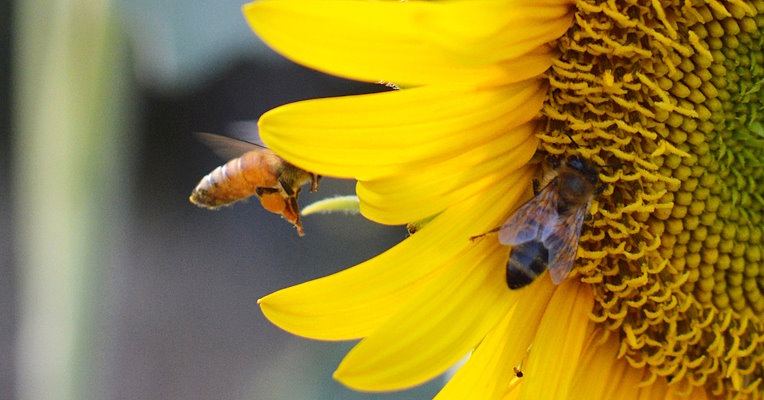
[493,155,602,289]
[189,132,320,236]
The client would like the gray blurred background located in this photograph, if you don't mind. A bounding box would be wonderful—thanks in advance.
[2,0,445,399]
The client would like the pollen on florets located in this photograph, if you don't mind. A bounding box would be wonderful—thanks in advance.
[541,0,763,397]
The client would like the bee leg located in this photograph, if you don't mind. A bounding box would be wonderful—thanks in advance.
[310,174,321,192]
[285,195,305,236]
[470,225,502,241]
[470,233,487,241]
[255,187,279,197]
[279,177,295,196]
[532,178,541,195]
[469,233,488,241]
[595,183,607,195]
[584,213,593,222]
[562,130,580,147]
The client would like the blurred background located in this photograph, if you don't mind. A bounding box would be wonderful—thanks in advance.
[3,1,445,399]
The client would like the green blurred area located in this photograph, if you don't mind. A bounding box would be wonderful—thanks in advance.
[6,1,444,399]
[13,1,132,398]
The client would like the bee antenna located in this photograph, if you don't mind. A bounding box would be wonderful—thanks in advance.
[562,131,580,148]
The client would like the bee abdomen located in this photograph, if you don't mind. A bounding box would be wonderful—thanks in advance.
[190,156,260,208]
[506,241,549,289]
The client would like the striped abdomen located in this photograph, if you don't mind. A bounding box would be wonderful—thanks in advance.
[190,149,282,209]
[506,241,550,289]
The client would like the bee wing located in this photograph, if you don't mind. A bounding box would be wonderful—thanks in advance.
[227,121,267,147]
[497,184,558,246]
[541,201,589,285]
[195,132,264,160]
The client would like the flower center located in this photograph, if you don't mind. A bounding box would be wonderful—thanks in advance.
[541,0,763,396]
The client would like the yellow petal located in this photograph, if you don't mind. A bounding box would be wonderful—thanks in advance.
[334,242,514,391]
[569,332,634,399]
[503,381,522,400]
[357,128,538,224]
[435,277,556,400]
[259,167,534,340]
[636,370,669,400]
[608,364,645,400]
[243,0,573,86]
[259,80,546,181]
[665,385,709,400]
[519,280,594,399]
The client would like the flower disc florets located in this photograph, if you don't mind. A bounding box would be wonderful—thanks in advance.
[542,0,763,397]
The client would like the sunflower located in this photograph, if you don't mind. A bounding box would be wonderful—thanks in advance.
[242,0,763,398]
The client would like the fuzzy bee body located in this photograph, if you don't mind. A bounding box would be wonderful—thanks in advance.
[499,156,600,288]
[190,133,319,236]
[505,241,550,289]
[191,149,284,207]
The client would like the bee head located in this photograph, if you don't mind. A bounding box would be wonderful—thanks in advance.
[566,156,599,184]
